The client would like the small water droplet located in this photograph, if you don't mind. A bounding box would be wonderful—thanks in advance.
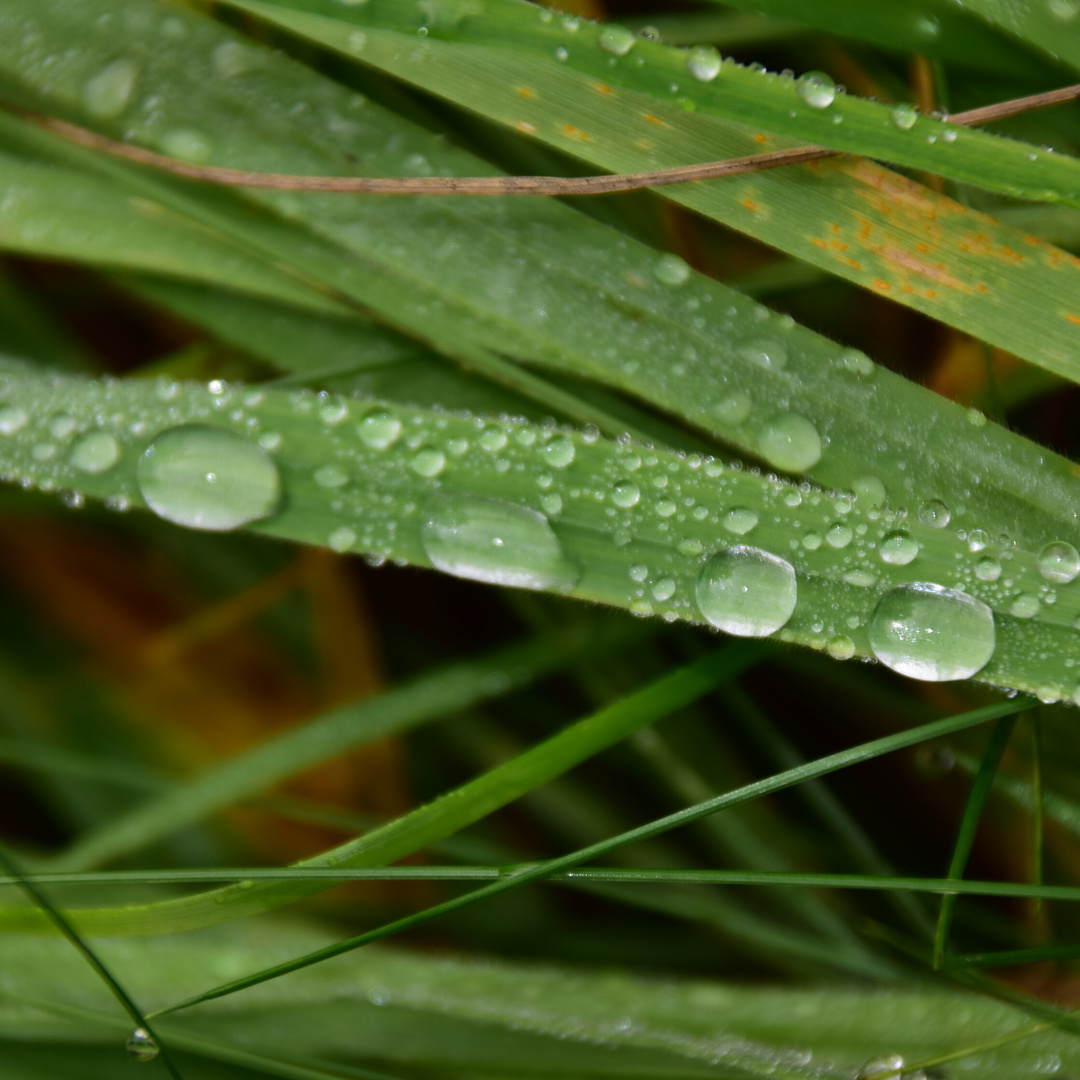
[1038,540,1080,584]
[652,578,676,601]
[712,390,753,425]
[0,406,29,435]
[835,348,875,376]
[857,1057,905,1080]
[868,583,995,681]
[739,338,788,370]
[724,507,758,535]
[890,103,918,130]
[314,463,349,488]
[802,531,822,550]
[611,481,640,508]
[678,538,704,556]
[636,25,662,42]
[853,475,886,506]
[542,437,575,468]
[318,396,349,425]
[827,634,855,660]
[554,45,569,61]
[358,412,402,449]
[49,415,77,440]
[328,525,357,552]
[213,41,260,77]
[598,25,636,57]
[1009,592,1040,619]
[758,412,822,473]
[421,495,577,589]
[825,522,853,549]
[655,498,677,518]
[686,44,722,82]
[796,71,836,109]
[629,563,649,582]
[83,58,139,119]
[69,431,120,474]
[653,253,690,286]
[258,430,282,453]
[410,448,446,477]
[879,531,918,565]
[159,128,213,163]
[137,426,281,531]
[348,30,368,53]
[974,556,1001,582]
[966,529,989,552]
[126,1027,159,1063]
[918,499,950,528]
[695,546,798,637]
[540,492,562,515]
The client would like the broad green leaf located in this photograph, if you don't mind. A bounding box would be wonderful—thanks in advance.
[961,0,1080,73]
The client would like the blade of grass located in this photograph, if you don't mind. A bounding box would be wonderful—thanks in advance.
[960,0,1080,73]
[932,713,1020,968]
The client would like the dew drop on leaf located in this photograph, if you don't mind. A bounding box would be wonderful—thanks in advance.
[890,103,918,130]
[421,495,578,590]
[159,128,214,163]
[0,406,29,436]
[611,481,640,508]
[739,339,788,370]
[712,391,753,424]
[686,45,721,82]
[313,463,349,488]
[758,412,822,473]
[1037,541,1080,584]
[597,25,636,56]
[879,531,918,566]
[695,546,798,637]
[83,59,139,119]
[975,556,1002,582]
[825,522,853,549]
[410,448,446,477]
[137,425,281,531]
[1009,593,1040,619]
[723,507,758,535]
[541,437,575,468]
[328,525,357,552]
[358,412,402,449]
[918,499,950,528]
[69,431,120,474]
[827,635,855,660]
[796,71,836,109]
[868,583,995,681]
[125,1027,159,1063]
[653,253,690,286]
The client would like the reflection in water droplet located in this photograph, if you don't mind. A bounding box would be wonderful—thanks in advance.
[598,25,636,56]
[695,546,797,637]
[890,103,918,130]
[629,564,648,582]
[83,58,139,119]
[1038,541,1080,584]
[825,522,853,549]
[723,507,758,535]
[421,495,578,590]
[974,556,1001,582]
[410,448,446,477]
[137,426,281,531]
[686,45,722,82]
[918,499,950,528]
[967,529,989,552]
[879,531,918,565]
[542,437,575,468]
[69,431,120,474]
[796,71,836,108]
[1009,593,1040,619]
[0,406,29,435]
[653,253,690,286]
[827,635,855,660]
[328,525,357,552]
[611,481,640,508]
[314,463,349,488]
[540,492,562,515]
[126,1027,159,1062]
[758,412,821,473]
[712,390,753,424]
[868,583,995,681]
[478,427,507,452]
[318,396,349,425]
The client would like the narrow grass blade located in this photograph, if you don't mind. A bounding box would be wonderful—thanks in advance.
[961,0,1080,73]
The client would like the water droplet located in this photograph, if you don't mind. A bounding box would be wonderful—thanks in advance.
[126,1027,159,1063]
[1050,0,1079,20]
[724,507,758,535]
[868,583,995,681]
[358,412,402,449]
[652,578,676,601]
[879,531,918,565]
[69,431,120,474]
[758,412,821,473]
[796,71,836,109]
[598,25,636,57]
[421,495,577,590]
[678,538,704,556]
[258,431,282,453]
[1009,592,1040,619]
[328,525,357,552]
[541,437,575,468]
[629,564,649,582]
[653,253,690,286]
[540,492,562,515]
[554,45,569,61]
[835,348,875,376]
[1038,540,1080,583]
[159,128,213,163]
[49,415,77,440]
[802,532,822,550]
[314,463,349,488]
[213,41,259,78]
[857,1057,905,1080]
[478,427,508,452]
[695,546,798,637]
[612,481,640,508]
[974,556,1001,582]
[853,475,886,507]
[686,44,722,82]
[655,498,677,518]
[827,635,855,660]
[637,25,662,42]
[83,59,139,119]
[739,339,787,370]
[712,390,753,425]
[318,396,349,425]
[410,448,446,477]
[890,103,918,130]
[967,529,989,552]
[0,406,29,435]
[918,499,950,528]
[137,426,281,531]
[825,522,853,549]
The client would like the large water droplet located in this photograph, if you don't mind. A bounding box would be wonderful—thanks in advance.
[137,426,281,531]
[826,522,853,549]
[723,507,758,535]
[1038,541,1080,584]
[686,45,721,82]
[83,59,139,119]
[890,103,918,130]
[126,1027,159,1063]
[410,448,446,477]
[611,481,640,508]
[653,253,690,286]
[758,412,821,473]
[695,546,798,637]
[857,1058,905,1080]
[359,412,402,449]
[421,495,578,590]
[598,25,635,56]
[853,475,886,507]
[0,406,29,435]
[917,499,950,528]
[328,525,357,552]
[69,431,120,474]
[868,583,995,681]
[879,531,918,565]
[541,437,575,468]
[796,71,836,109]
[827,635,855,660]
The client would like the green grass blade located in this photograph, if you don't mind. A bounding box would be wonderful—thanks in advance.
[961,0,1080,72]
[932,713,1019,967]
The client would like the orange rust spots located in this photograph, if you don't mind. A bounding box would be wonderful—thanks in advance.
[593,82,612,94]
[916,243,931,254]
[829,223,841,234]
[742,198,760,212]
[754,133,768,144]
[517,87,535,98]
[625,272,647,289]
[563,125,589,140]
[636,139,652,150]
[873,279,891,292]
[840,258,863,270]
[644,113,665,126]
[515,120,537,135]
[1049,250,1066,268]
[831,241,849,252]
[811,238,828,249]
[1024,235,1041,246]
[1067,314,1080,326]
[925,290,937,299]
[976,284,988,293]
